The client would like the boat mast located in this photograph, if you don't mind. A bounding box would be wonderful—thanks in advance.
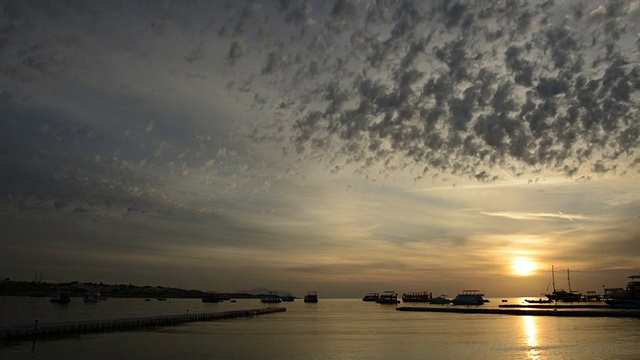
[567,268,573,292]
[551,265,556,292]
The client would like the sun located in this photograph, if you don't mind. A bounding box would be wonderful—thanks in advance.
[512,257,537,276]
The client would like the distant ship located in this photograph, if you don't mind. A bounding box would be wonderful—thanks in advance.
[376,291,400,305]
[402,291,432,303]
[545,266,582,302]
[362,293,379,302]
[261,292,282,304]
[304,291,318,303]
[452,290,485,305]
[605,275,640,308]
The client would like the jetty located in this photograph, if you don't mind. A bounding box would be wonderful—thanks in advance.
[396,306,640,318]
[1,307,286,342]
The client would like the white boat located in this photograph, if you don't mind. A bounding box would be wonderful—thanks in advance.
[452,290,485,305]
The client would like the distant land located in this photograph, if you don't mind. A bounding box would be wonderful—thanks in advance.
[0,279,295,299]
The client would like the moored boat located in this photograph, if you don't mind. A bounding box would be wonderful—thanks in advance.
[402,291,432,303]
[452,290,485,305]
[50,291,71,304]
[83,292,100,303]
[202,293,222,303]
[261,292,282,303]
[376,291,400,304]
[281,295,295,302]
[428,296,451,304]
[545,266,582,302]
[605,275,640,308]
[304,291,318,303]
[525,298,553,304]
[362,292,379,302]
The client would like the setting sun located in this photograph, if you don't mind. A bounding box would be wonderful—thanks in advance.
[512,257,537,276]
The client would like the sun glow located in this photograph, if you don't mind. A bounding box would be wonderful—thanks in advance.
[512,257,537,276]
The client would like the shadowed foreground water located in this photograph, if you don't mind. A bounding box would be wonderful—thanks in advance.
[2,297,639,359]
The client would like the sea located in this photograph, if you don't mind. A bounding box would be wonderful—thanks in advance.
[1,296,639,360]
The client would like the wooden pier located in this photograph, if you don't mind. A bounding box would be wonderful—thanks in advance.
[396,306,640,317]
[1,307,286,342]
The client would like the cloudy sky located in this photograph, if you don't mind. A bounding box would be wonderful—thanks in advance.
[1,0,639,298]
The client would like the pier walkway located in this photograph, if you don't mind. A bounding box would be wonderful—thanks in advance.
[1,307,286,342]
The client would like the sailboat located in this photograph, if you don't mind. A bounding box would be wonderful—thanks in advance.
[545,265,582,302]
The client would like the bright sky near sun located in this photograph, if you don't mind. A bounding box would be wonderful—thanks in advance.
[1,0,639,297]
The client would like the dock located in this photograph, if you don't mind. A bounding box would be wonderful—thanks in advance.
[396,306,640,317]
[1,307,286,342]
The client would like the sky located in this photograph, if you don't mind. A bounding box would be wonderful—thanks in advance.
[1,0,639,298]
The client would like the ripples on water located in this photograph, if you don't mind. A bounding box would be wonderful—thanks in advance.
[1,297,639,359]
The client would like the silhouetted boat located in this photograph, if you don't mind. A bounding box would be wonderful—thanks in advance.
[525,298,552,304]
[402,291,432,302]
[376,291,400,304]
[304,291,318,303]
[83,292,99,303]
[605,275,640,308]
[545,266,582,302]
[50,291,71,304]
[280,295,295,302]
[157,297,167,301]
[362,293,379,302]
[261,292,282,303]
[452,290,485,305]
[202,293,222,303]
[428,296,451,304]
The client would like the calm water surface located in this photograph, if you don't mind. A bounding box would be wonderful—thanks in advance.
[1,296,639,359]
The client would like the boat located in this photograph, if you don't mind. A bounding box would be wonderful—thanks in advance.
[157,297,167,301]
[545,266,582,302]
[280,295,295,302]
[50,291,71,304]
[202,293,222,303]
[362,293,379,302]
[304,291,318,303]
[83,292,100,303]
[261,292,282,303]
[605,275,640,308]
[402,291,432,303]
[524,298,553,304]
[452,290,485,305]
[428,296,451,304]
[376,291,400,304]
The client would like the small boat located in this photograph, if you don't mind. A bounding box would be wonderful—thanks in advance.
[525,298,553,304]
[50,291,71,304]
[402,291,432,303]
[304,291,318,303]
[83,292,100,303]
[428,296,451,304]
[157,297,167,301]
[452,290,485,305]
[202,293,222,303]
[261,292,282,303]
[376,291,400,305]
[362,293,379,302]
[280,295,295,302]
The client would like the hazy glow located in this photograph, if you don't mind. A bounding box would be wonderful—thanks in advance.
[512,257,537,277]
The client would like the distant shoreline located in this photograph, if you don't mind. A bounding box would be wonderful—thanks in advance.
[0,279,264,299]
